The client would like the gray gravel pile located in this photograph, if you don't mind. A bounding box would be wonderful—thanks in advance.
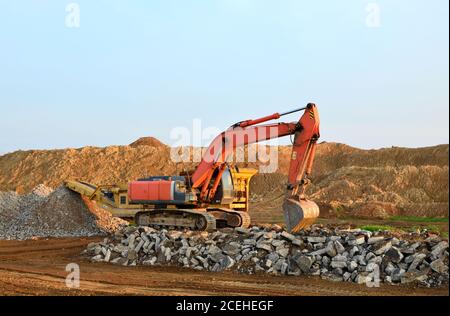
[0,185,127,240]
[85,225,449,287]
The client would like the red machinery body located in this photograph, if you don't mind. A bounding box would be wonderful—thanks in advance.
[129,180,174,203]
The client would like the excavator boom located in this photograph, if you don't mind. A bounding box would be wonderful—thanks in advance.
[191,103,321,232]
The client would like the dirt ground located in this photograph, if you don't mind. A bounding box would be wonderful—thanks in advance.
[0,238,447,296]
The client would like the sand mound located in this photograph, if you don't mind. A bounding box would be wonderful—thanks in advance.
[250,145,449,219]
[129,137,167,148]
[0,140,448,219]
[251,165,449,220]
[0,186,126,240]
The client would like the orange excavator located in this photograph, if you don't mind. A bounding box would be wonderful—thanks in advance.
[66,103,320,233]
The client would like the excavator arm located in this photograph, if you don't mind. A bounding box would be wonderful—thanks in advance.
[191,103,321,233]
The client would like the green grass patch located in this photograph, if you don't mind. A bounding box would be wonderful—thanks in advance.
[360,225,399,232]
[389,216,448,223]
[360,224,448,236]
[400,224,449,237]
[405,225,442,234]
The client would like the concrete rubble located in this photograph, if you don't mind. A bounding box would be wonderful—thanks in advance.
[85,224,449,288]
[0,185,127,240]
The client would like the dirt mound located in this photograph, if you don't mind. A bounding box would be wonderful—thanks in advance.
[129,137,167,148]
[250,164,448,220]
[250,144,449,220]
[0,140,448,219]
[308,165,449,218]
[0,145,180,194]
[0,186,126,240]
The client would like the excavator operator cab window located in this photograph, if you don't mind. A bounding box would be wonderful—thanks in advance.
[213,168,234,205]
[120,196,127,205]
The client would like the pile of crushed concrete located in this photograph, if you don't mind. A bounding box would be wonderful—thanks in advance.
[0,185,127,240]
[85,225,449,288]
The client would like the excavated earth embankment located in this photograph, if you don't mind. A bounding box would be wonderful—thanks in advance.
[0,139,448,220]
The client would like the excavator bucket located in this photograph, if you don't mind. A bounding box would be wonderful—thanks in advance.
[283,198,320,233]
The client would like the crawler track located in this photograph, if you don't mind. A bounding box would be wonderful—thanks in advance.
[135,208,252,232]
[135,209,217,232]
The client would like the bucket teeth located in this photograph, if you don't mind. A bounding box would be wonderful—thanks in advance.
[283,198,320,233]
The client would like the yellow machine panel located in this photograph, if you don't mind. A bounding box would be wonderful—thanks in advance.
[230,168,257,212]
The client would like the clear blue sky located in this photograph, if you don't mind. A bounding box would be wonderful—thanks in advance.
[0,0,448,154]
